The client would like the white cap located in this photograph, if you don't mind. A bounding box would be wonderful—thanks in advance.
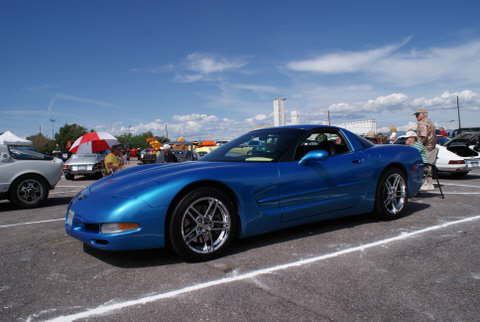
[405,130,418,138]
[163,144,171,149]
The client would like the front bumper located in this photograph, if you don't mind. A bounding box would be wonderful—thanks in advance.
[64,169,101,176]
[65,201,167,251]
[66,223,165,250]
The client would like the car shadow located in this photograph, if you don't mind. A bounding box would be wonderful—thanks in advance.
[0,197,72,213]
[439,173,480,180]
[85,201,429,268]
[67,176,99,182]
[83,244,182,267]
[225,201,429,257]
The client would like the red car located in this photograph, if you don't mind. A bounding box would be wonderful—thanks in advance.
[128,148,139,158]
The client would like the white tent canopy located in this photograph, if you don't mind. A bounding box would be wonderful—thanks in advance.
[0,130,32,145]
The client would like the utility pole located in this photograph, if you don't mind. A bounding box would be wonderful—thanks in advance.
[165,124,169,139]
[327,110,331,126]
[456,96,462,130]
[49,118,56,139]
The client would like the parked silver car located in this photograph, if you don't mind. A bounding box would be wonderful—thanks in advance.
[63,153,106,180]
[0,144,63,208]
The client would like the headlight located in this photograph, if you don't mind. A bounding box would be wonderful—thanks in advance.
[100,223,139,234]
[66,209,75,226]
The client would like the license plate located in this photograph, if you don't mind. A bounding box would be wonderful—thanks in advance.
[72,166,78,171]
[78,165,87,170]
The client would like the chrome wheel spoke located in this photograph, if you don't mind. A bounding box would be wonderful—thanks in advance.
[383,173,406,215]
[186,210,200,224]
[181,196,231,254]
[185,228,201,245]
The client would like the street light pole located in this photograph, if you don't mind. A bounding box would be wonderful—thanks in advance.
[456,96,462,130]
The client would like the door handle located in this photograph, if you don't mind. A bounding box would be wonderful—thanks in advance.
[352,159,363,164]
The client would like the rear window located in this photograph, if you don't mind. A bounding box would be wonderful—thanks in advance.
[357,136,375,149]
[8,145,53,160]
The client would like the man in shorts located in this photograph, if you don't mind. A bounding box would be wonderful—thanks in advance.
[415,108,437,191]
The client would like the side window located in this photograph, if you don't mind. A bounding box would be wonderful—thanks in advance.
[294,130,351,160]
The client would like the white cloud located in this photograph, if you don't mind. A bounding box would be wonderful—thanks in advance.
[410,90,480,110]
[130,64,175,73]
[328,90,480,115]
[186,53,247,74]
[174,54,248,83]
[373,41,480,86]
[329,93,409,113]
[287,38,480,87]
[174,74,206,83]
[172,114,219,122]
[287,38,410,73]
[230,83,279,94]
[101,88,479,140]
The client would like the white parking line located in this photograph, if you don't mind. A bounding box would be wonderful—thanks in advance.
[431,191,480,195]
[0,218,64,229]
[43,214,480,322]
[50,190,81,196]
[56,186,86,189]
[440,183,480,189]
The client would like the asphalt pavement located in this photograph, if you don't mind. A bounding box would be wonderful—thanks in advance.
[1,167,480,322]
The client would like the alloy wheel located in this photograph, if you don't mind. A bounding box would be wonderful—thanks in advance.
[180,197,231,254]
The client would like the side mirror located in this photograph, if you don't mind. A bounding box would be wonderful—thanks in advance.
[298,150,329,165]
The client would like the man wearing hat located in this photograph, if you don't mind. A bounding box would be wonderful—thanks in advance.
[414,108,437,190]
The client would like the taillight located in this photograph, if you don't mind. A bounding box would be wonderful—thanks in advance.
[448,160,465,164]
[63,165,70,169]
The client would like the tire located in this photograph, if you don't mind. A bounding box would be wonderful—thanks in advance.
[65,173,75,180]
[8,175,49,208]
[168,187,238,262]
[375,168,408,220]
[93,171,103,180]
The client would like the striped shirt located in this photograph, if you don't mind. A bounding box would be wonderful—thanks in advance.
[411,141,427,163]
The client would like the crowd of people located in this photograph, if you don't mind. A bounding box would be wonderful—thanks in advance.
[364,108,439,192]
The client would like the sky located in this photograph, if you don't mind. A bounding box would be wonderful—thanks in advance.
[2,0,480,140]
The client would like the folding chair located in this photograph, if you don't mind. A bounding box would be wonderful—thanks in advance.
[423,162,444,199]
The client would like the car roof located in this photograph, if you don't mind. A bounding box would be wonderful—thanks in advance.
[251,124,340,132]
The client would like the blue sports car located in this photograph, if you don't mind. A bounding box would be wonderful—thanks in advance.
[66,125,424,261]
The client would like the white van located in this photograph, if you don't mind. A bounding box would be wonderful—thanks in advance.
[0,144,63,208]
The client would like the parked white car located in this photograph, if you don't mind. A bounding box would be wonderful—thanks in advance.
[0,144,63,208]
[395,133,480,177]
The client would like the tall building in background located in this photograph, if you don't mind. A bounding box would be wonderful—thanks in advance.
[273,97,286,126]
[290,110,300,125]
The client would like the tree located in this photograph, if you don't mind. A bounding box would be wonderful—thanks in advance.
[55,123,87,152]
[26,133,56,153]
[116,131,169,149]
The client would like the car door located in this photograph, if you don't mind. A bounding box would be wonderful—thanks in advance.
[277,129,370,222]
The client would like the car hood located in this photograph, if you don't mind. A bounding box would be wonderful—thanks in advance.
[85,161,241,201]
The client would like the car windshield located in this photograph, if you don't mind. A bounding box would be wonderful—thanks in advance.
[202,129,302,162]
[8,145,53,160]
